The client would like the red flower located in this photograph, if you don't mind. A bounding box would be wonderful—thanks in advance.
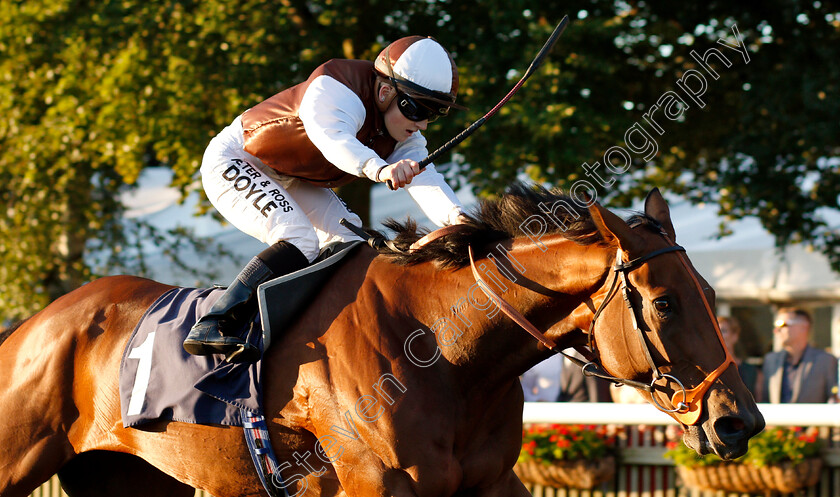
[519,423,613,464]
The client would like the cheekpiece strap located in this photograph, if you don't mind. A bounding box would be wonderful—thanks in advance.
[614,245,685,272]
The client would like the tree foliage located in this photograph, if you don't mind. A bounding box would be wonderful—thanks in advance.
[435,1,839,270]
[1,0,838,320]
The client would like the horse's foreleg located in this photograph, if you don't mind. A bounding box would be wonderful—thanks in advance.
[0,431,75,497]
[57,451,194,497]
[282,471,346,497]
[471,471,531,497]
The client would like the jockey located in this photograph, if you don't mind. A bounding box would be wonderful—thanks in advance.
[183,36,467,362]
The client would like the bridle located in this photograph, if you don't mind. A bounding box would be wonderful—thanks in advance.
[586,244,691,411]
[468,235,735,426]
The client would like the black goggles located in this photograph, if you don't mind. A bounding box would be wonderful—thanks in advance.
[395,90,449,123]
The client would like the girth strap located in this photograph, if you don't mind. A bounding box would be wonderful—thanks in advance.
[241,409,290,497]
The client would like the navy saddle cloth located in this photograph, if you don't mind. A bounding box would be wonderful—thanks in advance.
[119,286,263,428]
[118,240,364,429]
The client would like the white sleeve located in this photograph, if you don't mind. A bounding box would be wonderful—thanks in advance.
[299,75,387,181]
[388,135,463,227]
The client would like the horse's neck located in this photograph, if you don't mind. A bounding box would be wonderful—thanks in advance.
[395,236,613,391]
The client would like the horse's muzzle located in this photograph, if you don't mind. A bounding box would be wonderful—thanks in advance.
[688,389,765,460]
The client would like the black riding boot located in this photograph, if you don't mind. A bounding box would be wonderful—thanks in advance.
[183,241,309,363]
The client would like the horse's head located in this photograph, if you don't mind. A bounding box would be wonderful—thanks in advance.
[586,189,764,459]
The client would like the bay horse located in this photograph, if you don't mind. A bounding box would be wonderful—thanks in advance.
[0,184,763,497]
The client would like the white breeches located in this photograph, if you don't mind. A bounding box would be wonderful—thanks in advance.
[200,116,363,263]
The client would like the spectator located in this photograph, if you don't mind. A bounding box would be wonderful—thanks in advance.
[521,352,610,402]
[718,316,763,400]
[761,307,838,403]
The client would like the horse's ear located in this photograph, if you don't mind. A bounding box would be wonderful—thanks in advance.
[644,188,677,241]
[588,201,645,254]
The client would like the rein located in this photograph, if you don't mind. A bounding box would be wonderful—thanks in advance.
[342,218,733,424]
[466,246,655,392]
[409,224,464,252]
[468,238,735,426]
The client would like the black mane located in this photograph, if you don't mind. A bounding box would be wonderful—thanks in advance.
[381,182,666,268]
[382,182,606,268]
[0,318,28,347]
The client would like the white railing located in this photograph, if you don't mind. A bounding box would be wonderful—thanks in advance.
[523,402,840,427]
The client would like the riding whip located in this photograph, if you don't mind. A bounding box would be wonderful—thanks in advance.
[387,15,570,190]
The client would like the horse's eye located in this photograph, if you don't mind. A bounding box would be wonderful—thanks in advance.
[653,298,671,314]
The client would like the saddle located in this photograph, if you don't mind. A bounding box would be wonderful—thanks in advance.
[120,240,365,427]
[258,240,363,349]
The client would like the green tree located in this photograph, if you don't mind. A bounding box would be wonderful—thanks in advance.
[434,1,839,268]
[0,0,423,318]
[1,1,838,320]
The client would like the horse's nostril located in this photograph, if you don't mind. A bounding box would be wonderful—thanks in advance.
[716,416,747,438]
[713,416,752,460]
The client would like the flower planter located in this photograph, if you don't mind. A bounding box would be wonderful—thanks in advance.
[514,456,616,489]
[676,458,823,494]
